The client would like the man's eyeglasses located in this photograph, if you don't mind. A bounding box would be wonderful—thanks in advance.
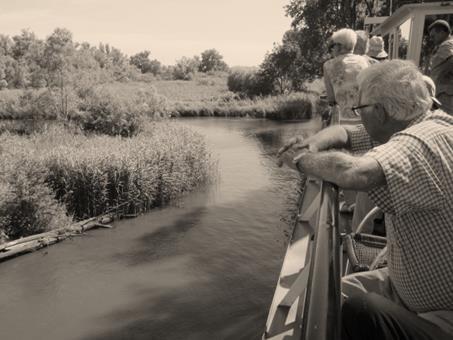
[351,103,374,116]
[329,42,341,50]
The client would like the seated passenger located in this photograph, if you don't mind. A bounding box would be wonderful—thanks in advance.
[278,60,453,340]
[323,28,375,124]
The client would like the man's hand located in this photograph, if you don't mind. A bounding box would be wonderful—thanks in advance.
[277,135,320,157]
[277,135,320,171]
[276,133,325,169]
[277,146,306,171]
[277,125,350,164]
[277,136,304,158]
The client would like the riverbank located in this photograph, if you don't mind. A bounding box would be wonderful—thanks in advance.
[0,74,323,122]
[117,75,321,119]
[0,121,215,243]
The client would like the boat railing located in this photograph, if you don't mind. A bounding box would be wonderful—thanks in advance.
[300,180,341,340]
[263,179,342,340]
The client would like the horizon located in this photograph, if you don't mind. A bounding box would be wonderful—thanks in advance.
[0,0,292,67]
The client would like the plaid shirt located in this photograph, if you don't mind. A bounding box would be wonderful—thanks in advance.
[347,111,453,313]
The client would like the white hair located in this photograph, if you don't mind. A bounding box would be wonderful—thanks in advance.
[357,60,432,121]
[331,28,357,53]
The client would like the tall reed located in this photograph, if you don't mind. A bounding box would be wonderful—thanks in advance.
[0,122,215,239]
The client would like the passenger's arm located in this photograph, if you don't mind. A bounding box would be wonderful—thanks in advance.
[277,125,350,159]
[294,151,386,191]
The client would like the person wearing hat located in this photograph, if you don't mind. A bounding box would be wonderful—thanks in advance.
[428,19,453,115]
[367,36,388,62]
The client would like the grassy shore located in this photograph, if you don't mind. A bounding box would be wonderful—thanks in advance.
[105,80,318,119]
[0,122,214,240]
[0,73,321,122]
[154,73,320,119]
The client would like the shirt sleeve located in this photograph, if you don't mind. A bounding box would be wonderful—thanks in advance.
[437,43,453,63]
[345,124,374,154]
[365,134,446,216]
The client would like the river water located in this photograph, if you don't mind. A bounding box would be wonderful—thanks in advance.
[0,118,321,340]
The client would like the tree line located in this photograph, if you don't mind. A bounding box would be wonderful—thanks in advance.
[0,27,230,91]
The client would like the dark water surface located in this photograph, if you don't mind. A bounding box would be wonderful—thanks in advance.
[0,118,321,340]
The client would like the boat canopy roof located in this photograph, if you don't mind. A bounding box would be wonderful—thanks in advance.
[366,1,453,67]
[372,1,453,36]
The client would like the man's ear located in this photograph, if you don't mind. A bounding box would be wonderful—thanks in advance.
[374,103,388,124]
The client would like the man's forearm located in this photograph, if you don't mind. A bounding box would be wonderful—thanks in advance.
[306,125,351,151]
[295,150,385,190]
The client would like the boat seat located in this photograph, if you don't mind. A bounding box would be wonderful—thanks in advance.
[344,207,387,274]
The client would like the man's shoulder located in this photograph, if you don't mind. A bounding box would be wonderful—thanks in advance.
[324,56,339,69]
[434,37,453,60]
[440,37,453,50]
[397,111,453,141]
[343,53,373,64]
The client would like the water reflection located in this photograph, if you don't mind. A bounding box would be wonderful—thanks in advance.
[0,117,320,340]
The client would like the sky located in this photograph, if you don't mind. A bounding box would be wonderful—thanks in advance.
[0,0,293,66]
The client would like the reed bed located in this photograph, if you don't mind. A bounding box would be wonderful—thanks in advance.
[0,122,215,240]
[171,92,318,120]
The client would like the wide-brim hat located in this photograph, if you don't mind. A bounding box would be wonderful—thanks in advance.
[369,50,388,59]
[368,36,388,59]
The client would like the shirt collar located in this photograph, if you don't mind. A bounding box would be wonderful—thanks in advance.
[407,111,430,128]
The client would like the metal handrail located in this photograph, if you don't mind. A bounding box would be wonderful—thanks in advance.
[262,180,342,340]
[301,181,342,340]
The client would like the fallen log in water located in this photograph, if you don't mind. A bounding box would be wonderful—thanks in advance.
[0,214,116,262]
[0,235,64,261]
[0,230,68,252]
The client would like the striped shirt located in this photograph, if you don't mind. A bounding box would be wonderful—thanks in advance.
[347,111,453,314]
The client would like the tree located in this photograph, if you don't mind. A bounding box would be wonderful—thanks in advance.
[129,50,161,75]
[199,49,228,73]
[260,37,301,94]
[12,29,38,60]
[173,56,200,80]
[42,28,76,118]
[0,35,13,57]
[43,28,74,77]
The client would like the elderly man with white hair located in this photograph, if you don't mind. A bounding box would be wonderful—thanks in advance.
[323,28,375,124]
[278,60,453,340]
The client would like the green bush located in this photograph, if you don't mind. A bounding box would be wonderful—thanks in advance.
[77,86,145,137]
[0,89,22,119]
[227,70,273,97]
[173,57,200,81]
[0,88,79,120]
[0,119,54,135]
[0,153,72,239]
